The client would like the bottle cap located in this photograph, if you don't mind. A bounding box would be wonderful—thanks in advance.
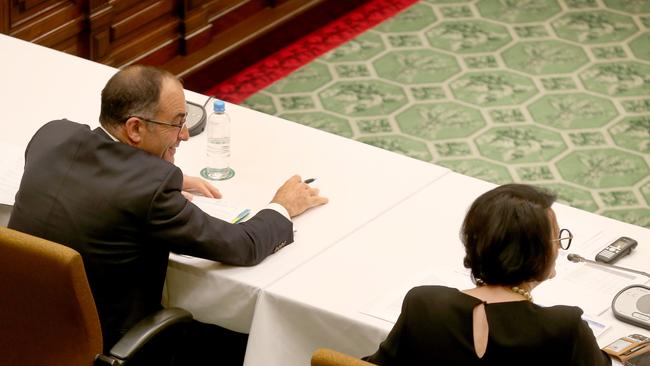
[213,99,225,113]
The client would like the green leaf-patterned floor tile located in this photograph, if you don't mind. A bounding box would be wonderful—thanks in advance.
[373,49,460,84]
[608,116,650,154]
[425,0,473,4]
[322,32,385,62]
[552,10,638,44]
[425,20,512,53]
[501,40,589,75]
[375,3,437,32]
[514,25,549,38]
[602,209,650,229]
[537,183,599,212]
[643,16,650,29]
[592,46,628,60]
[580,62,650,97]
[516,166,554,181]
[621,99,650,113]
[280,95,315,110]
[241,93,277,115]
[396,102,485,140]
[528,93,618,129]
[319,80,407,117]
[356,118,393,134]
[603,0,650,14]
[629,33,650,62]
[641,180,650,205]
[477,0,561,23]
[411,86,446,100]
[437,158,512,184]
[440,5,473,18]
[267,62,332,94]
[358,135,432,161]
[599,190,639,206]
[335,64,371,78]
[541,77,577,91]
[556,148,649,188]
[475,126,566,163]
[464,55,498,69]
[387,34,423,48]
[569,132,607,146]
[450,71,538,107]
[489,108,526,124]
[435,142,472,157]
[565,0,598,9]
[280,112,353,138]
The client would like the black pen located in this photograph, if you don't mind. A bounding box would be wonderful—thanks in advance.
[304,178,316,184]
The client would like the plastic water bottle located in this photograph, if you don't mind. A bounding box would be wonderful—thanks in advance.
[202,99,234,180]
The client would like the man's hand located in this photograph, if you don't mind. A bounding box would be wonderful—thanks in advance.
[182,175,222,200]
[271,175,328,218]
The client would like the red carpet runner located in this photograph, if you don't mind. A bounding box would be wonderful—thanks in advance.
[204,0,419,104]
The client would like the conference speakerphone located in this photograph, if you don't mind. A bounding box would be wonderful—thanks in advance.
[613,285,650,331]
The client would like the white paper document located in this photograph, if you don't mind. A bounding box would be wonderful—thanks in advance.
[191,196,251,223]
[0,144,25,206]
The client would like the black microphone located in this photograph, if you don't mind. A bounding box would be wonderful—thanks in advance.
[567,253,650,278]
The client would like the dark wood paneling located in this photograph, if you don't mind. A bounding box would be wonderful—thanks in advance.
[103,16,180,66]
[208,0,265,36]
[88,3,113,59]
[0,0,10,33]
[167,0,369,92]
[8,0,87,56]
[111,0,173,41]
[1,0,371,91]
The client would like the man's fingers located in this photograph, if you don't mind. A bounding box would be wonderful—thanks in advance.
[205,184,222,199]
[312,196,328,206]
[181,191,194,201]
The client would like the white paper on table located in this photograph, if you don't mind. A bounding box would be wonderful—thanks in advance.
[0,144,25,206]
[361,266,474,324]
[581,313,610,338]
[190,195,251,223]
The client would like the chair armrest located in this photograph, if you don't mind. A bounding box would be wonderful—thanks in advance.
[311,348,375,366]
[109,307,193,360]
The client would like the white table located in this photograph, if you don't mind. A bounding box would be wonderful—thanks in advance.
[166,103,450,332]
[245,172,650,366]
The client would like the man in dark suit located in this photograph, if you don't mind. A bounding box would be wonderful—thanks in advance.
[8,65,328,361]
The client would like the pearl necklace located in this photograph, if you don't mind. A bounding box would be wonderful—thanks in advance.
[475,278,533,302]
[510,286,533,302]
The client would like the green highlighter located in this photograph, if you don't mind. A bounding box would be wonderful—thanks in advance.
[232,209,251,224]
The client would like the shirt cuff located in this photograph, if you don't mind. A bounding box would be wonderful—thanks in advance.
[265,203,291,221]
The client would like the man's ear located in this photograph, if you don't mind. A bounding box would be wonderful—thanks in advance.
[124,117,144,144]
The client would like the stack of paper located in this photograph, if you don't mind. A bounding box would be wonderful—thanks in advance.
[191,195,251,223]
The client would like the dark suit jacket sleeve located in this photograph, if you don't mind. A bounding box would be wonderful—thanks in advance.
[147,167,293,266]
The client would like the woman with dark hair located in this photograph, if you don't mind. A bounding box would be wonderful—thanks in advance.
[364,184,611,366]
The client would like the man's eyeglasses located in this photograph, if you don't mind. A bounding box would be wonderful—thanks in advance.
[552,228,573,250]
[128,114,187,138]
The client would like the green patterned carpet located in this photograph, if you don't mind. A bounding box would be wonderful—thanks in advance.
[243,0,650,228]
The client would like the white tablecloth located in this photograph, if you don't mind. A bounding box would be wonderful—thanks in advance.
[166,103,450,332]
[245,172,650,366]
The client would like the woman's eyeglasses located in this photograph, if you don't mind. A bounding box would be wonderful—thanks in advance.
[552,228,573,250]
